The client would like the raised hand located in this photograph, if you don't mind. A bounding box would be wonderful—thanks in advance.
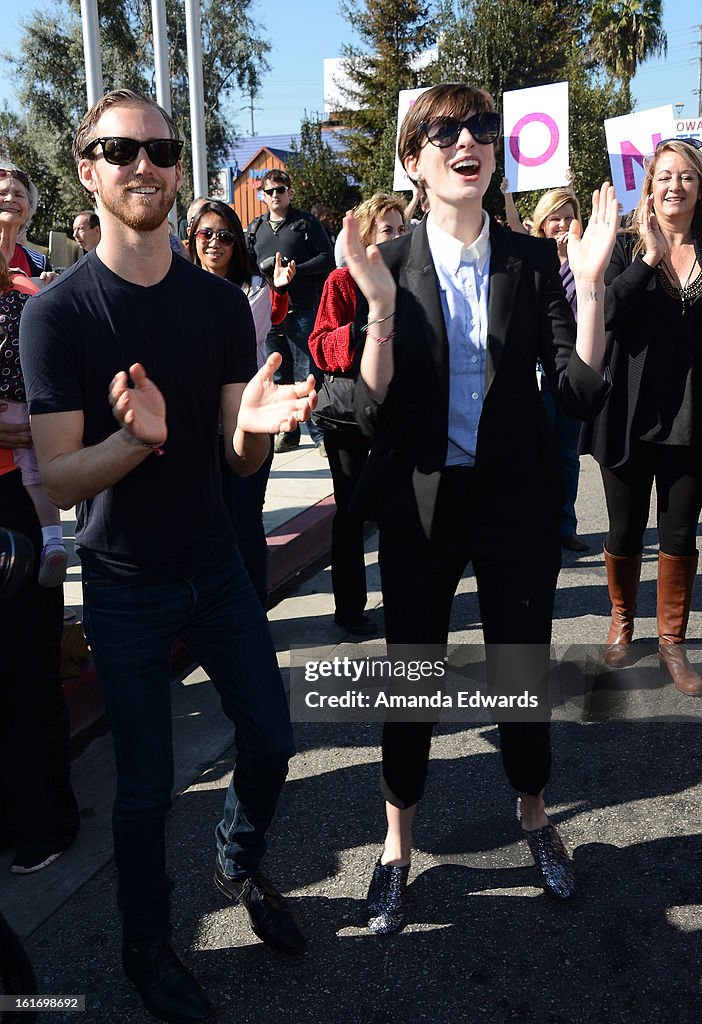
[236,353,317,435]
[342,209,396,312]
[567,181,619,284]
[273,252,296,289]
[109,363,167,445]
[639,193,669,266]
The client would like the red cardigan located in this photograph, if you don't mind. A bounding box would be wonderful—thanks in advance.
[308,267,356,373]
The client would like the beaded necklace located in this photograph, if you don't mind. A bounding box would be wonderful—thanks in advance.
[657,244,702,317]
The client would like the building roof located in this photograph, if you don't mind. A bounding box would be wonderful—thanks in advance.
[221,130,349,177]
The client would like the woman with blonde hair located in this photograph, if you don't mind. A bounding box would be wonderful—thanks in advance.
[582,138,702,692]
[531,186,589,552]
[309,192,406,634]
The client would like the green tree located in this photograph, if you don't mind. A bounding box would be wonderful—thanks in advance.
[590,0,667,94]
[286,116,359,225]
[0,0,270,242]
[432,0,632,218]
[338,0,436,196]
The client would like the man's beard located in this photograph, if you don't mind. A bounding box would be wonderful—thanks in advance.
[97,178,177,232]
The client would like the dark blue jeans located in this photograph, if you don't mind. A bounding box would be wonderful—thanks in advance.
[265,307,324,444]
[81,550,295,945]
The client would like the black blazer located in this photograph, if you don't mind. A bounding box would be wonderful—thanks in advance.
[353,217,610,540]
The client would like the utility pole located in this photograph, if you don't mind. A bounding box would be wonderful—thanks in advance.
[80,0,103,108]
[697,24,702,117]
[246,89,262,136]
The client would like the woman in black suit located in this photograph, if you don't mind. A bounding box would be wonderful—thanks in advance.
[344,83,619,933]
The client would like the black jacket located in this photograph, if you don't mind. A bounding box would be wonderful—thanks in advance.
[352,217,610,538]
[247,206,334,311]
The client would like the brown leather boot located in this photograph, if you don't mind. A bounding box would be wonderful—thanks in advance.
[604,548,642,666]
[657,551,702,695]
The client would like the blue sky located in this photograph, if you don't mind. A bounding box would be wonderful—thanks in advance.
[0,1,699,138]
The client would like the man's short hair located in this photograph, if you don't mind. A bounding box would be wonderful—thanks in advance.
[72,89,180,165]
[75,209,100,229]
[261,169,292,191]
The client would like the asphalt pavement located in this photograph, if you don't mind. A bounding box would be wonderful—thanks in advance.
[2,451,701,1024]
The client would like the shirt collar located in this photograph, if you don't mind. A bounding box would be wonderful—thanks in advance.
[426,210,491,275]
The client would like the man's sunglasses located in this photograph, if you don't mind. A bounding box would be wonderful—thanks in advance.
[0,167,31,190]
[420,112,502,148]
[81,137,184,167]
[262,185,289,196]
[195,227,235,246]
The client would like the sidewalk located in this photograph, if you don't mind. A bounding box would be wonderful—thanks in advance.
[60,436,335,737]
[2,455,702,1023]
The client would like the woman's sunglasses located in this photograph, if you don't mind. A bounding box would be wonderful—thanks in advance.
[81,136,184,167]
[195,227,235,246]
[420,112,502,148]
[644,136,702,167]
[0,167,31,190]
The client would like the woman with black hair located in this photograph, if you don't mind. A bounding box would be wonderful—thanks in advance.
[189,200,295,603]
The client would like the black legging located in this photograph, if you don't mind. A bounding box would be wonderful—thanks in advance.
[601,440,702,557]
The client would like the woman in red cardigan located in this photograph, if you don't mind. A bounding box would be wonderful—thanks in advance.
[309,193,407,634]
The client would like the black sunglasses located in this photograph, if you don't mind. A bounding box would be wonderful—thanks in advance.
[262,185,289,196]
[644,136,702,168]
[0,167,31,190]
[420,112,502,148]
[81,136,184,167]
[195,227,235,246]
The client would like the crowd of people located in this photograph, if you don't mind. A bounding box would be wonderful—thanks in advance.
[1,80,701,1024]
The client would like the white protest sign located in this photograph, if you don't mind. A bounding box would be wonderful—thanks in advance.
[604,105,674,214]
[503,82,569,192]
[393,87,430,191]
[672,114,702,141]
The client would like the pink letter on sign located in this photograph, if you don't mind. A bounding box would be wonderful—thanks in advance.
[620,133,662,191]
[508,112,560,167]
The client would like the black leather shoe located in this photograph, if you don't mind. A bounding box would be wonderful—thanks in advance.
[121,942,215,1023]
[334,613,378,636]
[214,858,306,954]
[561,533,590,552]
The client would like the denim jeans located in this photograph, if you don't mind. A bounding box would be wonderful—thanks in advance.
[540,373,582,537]
[265,307,324,444]
[81,549,295,945]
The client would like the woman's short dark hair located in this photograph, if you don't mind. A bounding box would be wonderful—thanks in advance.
[188,200,253,286]
[397,83,496,172]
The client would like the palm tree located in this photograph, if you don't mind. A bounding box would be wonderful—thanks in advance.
[590,0,667,88]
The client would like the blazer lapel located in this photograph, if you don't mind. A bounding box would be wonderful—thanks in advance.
[402,220,449,397]
[485,223,522,397]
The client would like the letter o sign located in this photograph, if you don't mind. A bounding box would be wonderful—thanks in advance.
[509,112,560,167]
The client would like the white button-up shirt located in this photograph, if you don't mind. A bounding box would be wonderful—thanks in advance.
[426,211,492,467]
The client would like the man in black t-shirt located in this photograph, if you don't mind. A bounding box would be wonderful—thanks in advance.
[247,169,333,453]
[20,90,316,1024]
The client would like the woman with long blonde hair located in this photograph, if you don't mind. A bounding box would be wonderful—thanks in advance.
[582,138,702,693]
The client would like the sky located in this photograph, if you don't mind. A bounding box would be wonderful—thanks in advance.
[0,1,699,139]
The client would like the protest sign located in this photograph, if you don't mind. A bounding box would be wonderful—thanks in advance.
[503,82,569,192]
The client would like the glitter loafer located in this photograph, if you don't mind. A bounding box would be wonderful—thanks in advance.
[523,820,575,899]
[366,859,410,934]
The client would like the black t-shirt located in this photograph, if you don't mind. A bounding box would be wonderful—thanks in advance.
[20,250,257,580]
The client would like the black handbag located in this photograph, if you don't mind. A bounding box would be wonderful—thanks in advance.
[312,373,360,433]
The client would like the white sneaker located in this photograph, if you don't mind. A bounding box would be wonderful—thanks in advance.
[11,850,64,874]
[38,541,68,587]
